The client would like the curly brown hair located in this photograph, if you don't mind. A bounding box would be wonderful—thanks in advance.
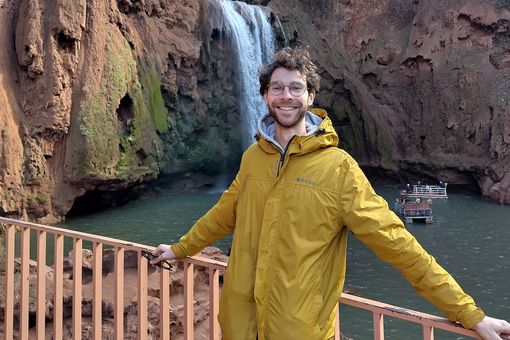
[258,47,321,96]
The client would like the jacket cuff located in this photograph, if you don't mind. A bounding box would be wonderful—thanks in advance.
[171,243,187,259]
[459,307,485,329]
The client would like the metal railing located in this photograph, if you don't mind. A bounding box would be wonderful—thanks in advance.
[394,202,433,217]
[401,185,448,198]
[1,217,477,339]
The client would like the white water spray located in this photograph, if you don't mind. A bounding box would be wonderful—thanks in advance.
[215,0,275,149]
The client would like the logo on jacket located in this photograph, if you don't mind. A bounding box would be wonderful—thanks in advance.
[295,177,317,186]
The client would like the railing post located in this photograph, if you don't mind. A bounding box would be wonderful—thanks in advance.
[138,251,148,340]
[20,226,30,340]
[4,224,16,340]
[184,261,194,340]
[114,247,125,340]
[373,312,384,340]
[54,233,64,340]
[158,264,170,340]
[73,238,83,340]
[37,230,47,339]
[209,267,220,340]
[423,325,434,340]
[92,242,103,339]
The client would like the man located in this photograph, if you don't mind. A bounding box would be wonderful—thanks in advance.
[151,47,510,340]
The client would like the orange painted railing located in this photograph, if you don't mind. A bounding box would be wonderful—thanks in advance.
[0,217,478,339]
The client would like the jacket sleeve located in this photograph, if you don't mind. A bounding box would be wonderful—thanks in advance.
[337,156,485,329]
[171,171,242,258]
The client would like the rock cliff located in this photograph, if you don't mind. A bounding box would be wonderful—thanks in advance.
[269,0,510,203]
[0,0,509,222]
[0,0,242,222]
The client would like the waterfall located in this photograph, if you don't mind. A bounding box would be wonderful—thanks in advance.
[214,0,275,149]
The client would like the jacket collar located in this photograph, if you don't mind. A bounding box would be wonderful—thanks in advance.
[255,108,339,154]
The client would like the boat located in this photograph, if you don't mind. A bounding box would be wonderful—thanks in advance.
[400,182,448,199]
[394,197,433,224]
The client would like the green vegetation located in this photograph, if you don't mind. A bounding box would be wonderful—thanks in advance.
[74,34,164,181]
[76,35,136,179]
[161,103,242,176]
[140,64,168,134]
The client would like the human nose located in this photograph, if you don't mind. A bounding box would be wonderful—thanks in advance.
[280,86,293,97]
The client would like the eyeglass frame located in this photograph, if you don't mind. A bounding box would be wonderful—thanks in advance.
[266,81,309,97]
[141,250,173,270]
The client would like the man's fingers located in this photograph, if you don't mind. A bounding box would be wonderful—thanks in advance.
[499,320,510,338]
[152,246,164,256]
[150,253,168,265]
[152,244,171,257]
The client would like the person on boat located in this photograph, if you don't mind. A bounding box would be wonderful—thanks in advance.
[149,47,510,340]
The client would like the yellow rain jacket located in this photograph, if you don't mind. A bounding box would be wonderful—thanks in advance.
[171,109,484,339]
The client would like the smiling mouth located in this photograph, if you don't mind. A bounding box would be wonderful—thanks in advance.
[275,105,299,111]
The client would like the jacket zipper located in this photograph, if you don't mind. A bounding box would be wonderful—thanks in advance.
[276,136,295,177]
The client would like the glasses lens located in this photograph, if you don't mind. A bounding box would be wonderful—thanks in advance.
[268,82,306,96]
[290,84,306,96]
[269,84,284,95]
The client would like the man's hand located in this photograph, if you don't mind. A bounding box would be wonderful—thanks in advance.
[150,244,176,266]
[473,316,510,340]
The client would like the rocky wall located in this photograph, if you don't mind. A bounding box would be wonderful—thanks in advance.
[269,0,510,203]
[1,0,510,224]
[0,0,244,222]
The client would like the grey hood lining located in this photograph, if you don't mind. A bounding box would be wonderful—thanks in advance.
[257,111,323,152]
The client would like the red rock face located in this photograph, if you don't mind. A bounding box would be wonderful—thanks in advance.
[0,0,509,223]
[0,0,240,222]
[270,0,510,204]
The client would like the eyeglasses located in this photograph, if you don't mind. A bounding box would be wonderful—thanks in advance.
[141,250,173,270]
[267,82,308,96]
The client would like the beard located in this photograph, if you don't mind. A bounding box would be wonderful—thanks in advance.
[267,101,308,128]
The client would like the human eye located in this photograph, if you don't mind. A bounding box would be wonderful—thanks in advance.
[270,83,283,91]
[290,83,305,91]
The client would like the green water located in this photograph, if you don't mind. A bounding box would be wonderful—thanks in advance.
[58,187,510,339]
[342,188,510,339]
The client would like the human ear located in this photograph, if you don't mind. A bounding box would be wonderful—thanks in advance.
[263,91,270,105]
[307,91,315,106]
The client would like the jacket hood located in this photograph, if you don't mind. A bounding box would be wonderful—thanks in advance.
[255,108,339,154]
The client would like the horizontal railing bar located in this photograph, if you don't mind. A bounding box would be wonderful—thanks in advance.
[0,219,226,271]
[185,256,227,270]
[340,294,478,338]
[0,217,150,250]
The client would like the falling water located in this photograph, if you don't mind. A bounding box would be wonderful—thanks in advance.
[215,0,275,149]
